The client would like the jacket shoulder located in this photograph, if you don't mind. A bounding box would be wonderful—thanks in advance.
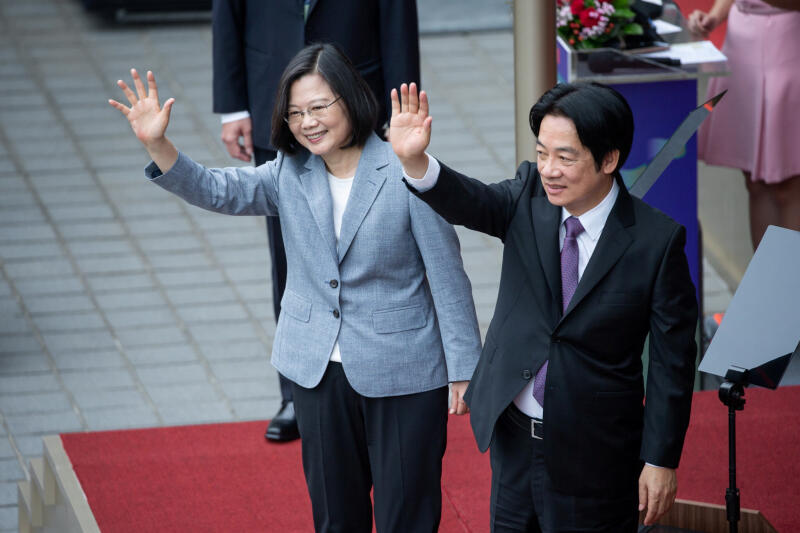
[629,195,684,233]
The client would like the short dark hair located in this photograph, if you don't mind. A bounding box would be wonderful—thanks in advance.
[271,43,379,154]
[529,82,634,176]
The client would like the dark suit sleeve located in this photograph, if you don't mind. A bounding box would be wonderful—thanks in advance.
[408,160,531,242]
[377,0,420,119]
[641,224,698,468]
[212,0,248,113]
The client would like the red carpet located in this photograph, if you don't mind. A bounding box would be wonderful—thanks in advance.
[60,414,490,533]
[675,386,800,532]
[61,386,799,532]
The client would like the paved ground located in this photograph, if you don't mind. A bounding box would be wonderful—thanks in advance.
[0,0,744,530]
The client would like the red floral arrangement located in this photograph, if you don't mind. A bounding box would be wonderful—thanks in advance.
[557,0,643,49]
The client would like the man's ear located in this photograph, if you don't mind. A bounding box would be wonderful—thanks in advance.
[601,149,620,175]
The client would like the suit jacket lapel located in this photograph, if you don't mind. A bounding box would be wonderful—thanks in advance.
[336,135,388,263]
[299,155,339,263]
[562,183,635,318]
[530,196,562,305]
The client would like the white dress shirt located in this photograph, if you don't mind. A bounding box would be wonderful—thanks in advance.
[327,171,355,363]
[221,110,251,124]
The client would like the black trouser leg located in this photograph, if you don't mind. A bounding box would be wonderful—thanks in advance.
[367,385,448,533]
[254,147,292,402]
[293,363,448,533]
[490,405,639,533]
[490,407,541,533]
[293,364,374,533]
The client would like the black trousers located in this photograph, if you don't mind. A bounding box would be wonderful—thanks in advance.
[490,405,639,533]
[254,147,292,402]
[293,362,448,533]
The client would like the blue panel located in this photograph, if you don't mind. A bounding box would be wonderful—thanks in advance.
[612,80,700,298]
[557,40,570,83]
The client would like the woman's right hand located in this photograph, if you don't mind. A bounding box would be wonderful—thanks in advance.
[108,68,179,173]
[687,9,721,37]
[108,69,174,148]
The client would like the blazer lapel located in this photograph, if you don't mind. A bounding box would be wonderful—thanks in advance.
[336,135,388,263]
[299,155,338,263]
[530,196,562,305]
[562,183,635,318]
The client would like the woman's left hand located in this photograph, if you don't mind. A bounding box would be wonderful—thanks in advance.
[449,381,470,415]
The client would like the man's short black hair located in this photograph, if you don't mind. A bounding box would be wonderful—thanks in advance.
[529,82,634,176]
[271,43,379,155]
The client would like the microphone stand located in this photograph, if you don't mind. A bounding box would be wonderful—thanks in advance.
[718,368,747,533]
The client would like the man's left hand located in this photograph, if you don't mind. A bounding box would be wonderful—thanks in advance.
[638,465,677,525]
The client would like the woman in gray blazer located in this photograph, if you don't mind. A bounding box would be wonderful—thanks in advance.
[109,43,481,533]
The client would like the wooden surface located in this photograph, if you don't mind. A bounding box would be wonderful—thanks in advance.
[646,498,778,533]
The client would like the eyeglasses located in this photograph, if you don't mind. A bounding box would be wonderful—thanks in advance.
[284,96,342,125]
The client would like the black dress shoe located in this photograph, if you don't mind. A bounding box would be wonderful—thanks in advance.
[265,400,300,442]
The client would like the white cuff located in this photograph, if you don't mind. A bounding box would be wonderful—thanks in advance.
[403,154,440,193]
[221,110,251,124]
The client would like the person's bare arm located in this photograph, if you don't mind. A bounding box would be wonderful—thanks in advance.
[687,0,734,36]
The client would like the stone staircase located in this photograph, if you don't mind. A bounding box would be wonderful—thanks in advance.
[17,436,99,533]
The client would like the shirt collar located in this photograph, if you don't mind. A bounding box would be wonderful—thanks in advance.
[560,179,619,242]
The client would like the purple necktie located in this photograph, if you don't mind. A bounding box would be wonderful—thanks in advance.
[533,216,584,405]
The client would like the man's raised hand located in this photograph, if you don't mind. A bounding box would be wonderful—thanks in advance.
[390,83,432,179]
[108,69,174,148]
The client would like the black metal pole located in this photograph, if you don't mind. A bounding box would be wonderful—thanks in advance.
[720,378,745,533]
[726,401,740,533]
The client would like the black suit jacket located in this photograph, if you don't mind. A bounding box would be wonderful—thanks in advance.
[412,161,698,496]
[212,0,420,150]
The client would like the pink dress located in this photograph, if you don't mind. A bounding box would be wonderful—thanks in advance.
[698,0,800,183]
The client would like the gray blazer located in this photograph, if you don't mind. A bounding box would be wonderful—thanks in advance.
[146,134,481,397]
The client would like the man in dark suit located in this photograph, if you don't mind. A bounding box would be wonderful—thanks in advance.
[211,0,420,441]
[390,81,698,532]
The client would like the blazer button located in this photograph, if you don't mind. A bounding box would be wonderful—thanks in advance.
[332,309,340,319]
[329,279,338,288]
[522,369,532,380]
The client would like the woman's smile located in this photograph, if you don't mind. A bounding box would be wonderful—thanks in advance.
[304,130,327,143]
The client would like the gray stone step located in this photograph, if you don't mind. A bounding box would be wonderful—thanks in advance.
[16,436,100,533]
[30,457,56,508]
[16,479,40,532]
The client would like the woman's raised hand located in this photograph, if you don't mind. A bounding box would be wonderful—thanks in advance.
[390,83,432,178]
[108,69,175,148]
